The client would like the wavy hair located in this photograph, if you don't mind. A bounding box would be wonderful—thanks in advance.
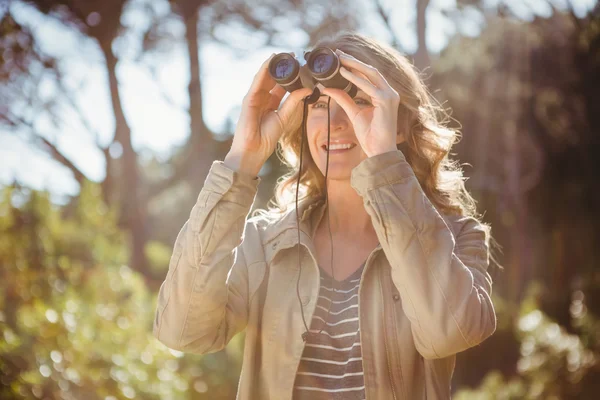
[253,31,497,261]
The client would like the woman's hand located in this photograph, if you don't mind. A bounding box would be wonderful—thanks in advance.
[322,49,402,158]
[225,54,312,176]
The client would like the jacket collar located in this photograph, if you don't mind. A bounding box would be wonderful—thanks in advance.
[261,196,327,263]
[259,195,384,268]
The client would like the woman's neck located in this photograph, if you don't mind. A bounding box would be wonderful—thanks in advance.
[320,178,376,237]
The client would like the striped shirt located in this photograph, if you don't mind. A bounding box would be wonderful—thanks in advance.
[293,262,366,400]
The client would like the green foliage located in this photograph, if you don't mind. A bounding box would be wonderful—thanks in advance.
[144,240,172,276]
[455,282,600,400]
[436,7,600,396]
[0,183,242,399]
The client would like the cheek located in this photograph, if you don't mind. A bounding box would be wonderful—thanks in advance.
[306,116,325,153]
[306,114,325,135]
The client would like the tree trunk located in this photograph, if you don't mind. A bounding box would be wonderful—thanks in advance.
[147,5,232,200]
[185,8,210,150]
[102,45,149,276]
[415,0,431,72]
[100,146,113,207]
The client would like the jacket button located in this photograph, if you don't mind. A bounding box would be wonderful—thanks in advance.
[271,242,278,249]
[392,294,400,301]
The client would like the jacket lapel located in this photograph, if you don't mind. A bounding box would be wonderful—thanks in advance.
[261,197,326,265]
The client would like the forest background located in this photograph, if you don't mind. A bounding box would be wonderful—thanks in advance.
[1,0,599,398]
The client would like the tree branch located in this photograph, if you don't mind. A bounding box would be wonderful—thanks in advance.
[375,0,400,49]
[145,64,187,111]
[39,137,87,184]
[3,113,87,185]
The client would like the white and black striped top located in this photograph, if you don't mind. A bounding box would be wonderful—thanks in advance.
[293,261,366,400]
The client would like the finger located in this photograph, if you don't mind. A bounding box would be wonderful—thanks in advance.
[277,88,313,124]
[321,88,361,122]
[266,84,286,111]
[247,54,278,96]
[339,67,379,99]
[336,49,389,89]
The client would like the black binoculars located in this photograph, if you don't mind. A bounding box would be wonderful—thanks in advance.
[268,48,358,98]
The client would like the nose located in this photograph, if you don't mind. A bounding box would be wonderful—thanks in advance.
[328,100,350,132]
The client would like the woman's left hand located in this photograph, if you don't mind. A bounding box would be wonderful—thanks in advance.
[321,49,401,158]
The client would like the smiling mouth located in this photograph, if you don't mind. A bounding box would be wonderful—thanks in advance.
[322,143,357,152]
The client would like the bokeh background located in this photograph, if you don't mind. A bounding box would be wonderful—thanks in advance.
[1,0,599,399]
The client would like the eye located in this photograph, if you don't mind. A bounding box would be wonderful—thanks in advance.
[310,97,371,109]
[310,100,329,109]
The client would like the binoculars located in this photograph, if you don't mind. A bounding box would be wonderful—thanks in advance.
[268,48,358,98]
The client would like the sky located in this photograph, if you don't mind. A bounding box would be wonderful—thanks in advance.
[0,0,596,202]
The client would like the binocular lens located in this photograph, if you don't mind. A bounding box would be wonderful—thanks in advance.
[309,53,335,75]
[273,58,295,79]
[306,49,338,78]
[269,53,299,84]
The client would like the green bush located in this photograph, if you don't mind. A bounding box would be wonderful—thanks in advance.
[455,283,600,400]
[0,183,242,399]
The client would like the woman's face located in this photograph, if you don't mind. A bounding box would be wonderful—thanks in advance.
[306,89,374,181]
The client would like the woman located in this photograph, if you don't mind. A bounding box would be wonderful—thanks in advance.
[153,32,497,399]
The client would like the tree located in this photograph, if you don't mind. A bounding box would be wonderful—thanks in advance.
[431,4,600,393]
[0,0,358,284]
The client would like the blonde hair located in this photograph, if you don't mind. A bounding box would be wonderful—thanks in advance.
[254,32,488,233]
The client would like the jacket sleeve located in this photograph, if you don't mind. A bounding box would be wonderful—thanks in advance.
[153,160,261,354]
[350,150,497,360]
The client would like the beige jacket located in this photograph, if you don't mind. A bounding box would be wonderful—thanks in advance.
[153,150,497,399]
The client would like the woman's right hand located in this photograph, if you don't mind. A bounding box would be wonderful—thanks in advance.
[224,54,312,177]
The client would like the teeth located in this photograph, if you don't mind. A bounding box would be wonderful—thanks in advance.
[326,143,354,151]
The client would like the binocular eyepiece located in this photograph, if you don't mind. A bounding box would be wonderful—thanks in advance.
[268,48,358,98]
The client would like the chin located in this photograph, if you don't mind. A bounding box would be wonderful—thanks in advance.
[316,160,361,181]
